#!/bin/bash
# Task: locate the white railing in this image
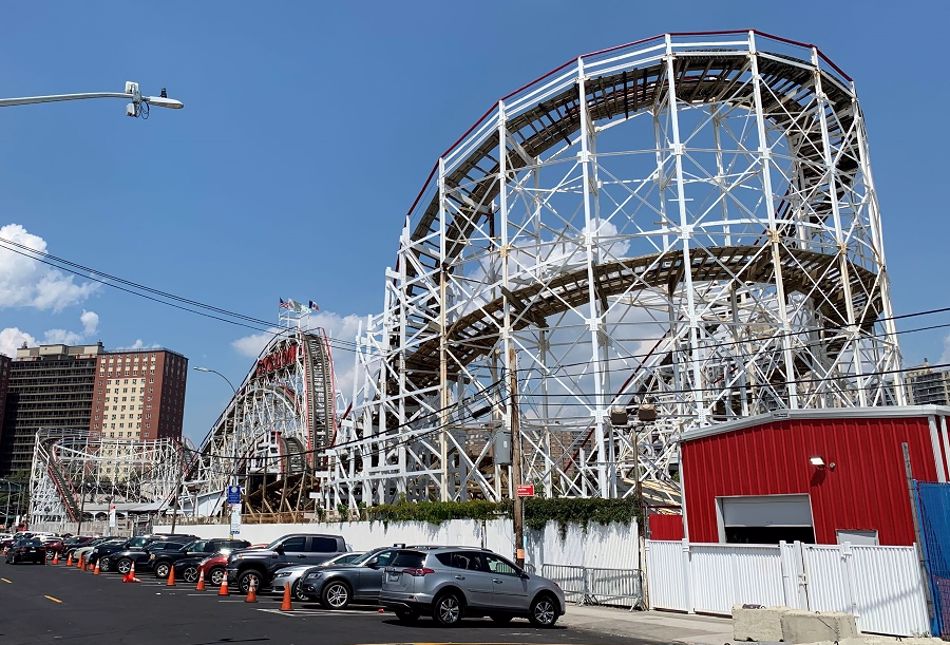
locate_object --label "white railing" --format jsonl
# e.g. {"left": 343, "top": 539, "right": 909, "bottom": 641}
{"left": 645, "top": 540, "right": 930, "bottom": 637}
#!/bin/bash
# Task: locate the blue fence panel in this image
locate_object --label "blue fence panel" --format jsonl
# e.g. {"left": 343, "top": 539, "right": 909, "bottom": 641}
{"left": 916, "top": 482, "right": 950, "bottom": 637}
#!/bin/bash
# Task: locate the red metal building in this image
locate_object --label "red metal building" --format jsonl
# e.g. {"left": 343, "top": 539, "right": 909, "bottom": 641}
{"left": 679, "top": 407, "right": 950, "bottom": 546}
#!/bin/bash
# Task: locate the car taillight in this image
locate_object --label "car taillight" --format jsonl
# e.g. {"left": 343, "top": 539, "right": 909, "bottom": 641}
{"left": 402, "top": 567, "right": 435, "bottom": 576}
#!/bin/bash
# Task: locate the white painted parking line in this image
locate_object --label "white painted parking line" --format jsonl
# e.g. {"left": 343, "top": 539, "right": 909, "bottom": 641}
{"left": 254, "top": 608, "right": 373, "bottom": 618}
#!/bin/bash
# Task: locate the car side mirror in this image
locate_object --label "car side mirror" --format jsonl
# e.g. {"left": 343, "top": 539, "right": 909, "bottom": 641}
{"left": 275, "top": 545, "right": 285, "bottom": 555}
{"left": 367, "top": 562, "right": 379, "bottom": 569}
{"left": 518, "top": 570, "right": 530, "bottom": 579}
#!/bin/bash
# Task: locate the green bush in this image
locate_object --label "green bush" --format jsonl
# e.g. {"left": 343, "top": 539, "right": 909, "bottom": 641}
{"left": 365, "top": 496, "right": 639, "bottom": 533}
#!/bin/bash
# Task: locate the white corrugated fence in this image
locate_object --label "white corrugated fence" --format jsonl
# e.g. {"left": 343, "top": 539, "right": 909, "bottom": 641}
{"left": 154, "top": 518, "right": 639, "bottom": 571}
{"left": 646, "top": 539, "right": 929, "bottom": 637}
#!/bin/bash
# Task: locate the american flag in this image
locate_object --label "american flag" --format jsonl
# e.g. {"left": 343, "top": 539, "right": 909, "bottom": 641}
{"left": 279, "top": 298, "right": 292, "bottom": 310}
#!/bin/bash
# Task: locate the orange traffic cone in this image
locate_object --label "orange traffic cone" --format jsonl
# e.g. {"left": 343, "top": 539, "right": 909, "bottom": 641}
{"left": 166, "top": 565, "right": 176, "bottom": 586}
{"left": 217, "top": 575, "right": 229, "bottom": 596}
{"left": 52, "top": 552, "right": 60, "bottom": 565}
{"left": 244, "top": 577, "right": 258, "bottom": 603}
{"left": 93, "top": 561, "right": 101, "bottom": 575}
{"left": 195, "top": 569, "right": 206, "bottom": 591}
{"left": 280, "top": 582, "right": 293, "bottom": 612}
{"left": 66, "top": 553, "right": 73, "bottom": 567}
{"left": 122, "top": 562, "right": 139, "bottom": 583}
{"left": 77, "top": 554, "right": 85, "bottom": 570}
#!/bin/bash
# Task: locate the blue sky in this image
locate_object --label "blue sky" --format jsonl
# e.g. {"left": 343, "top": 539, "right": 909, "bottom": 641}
{"left": 1, "top": 1, "right": 948, "bottom": 442}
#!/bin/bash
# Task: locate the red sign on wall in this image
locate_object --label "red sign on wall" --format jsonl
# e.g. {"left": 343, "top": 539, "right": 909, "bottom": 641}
{"left": 516, "top": 484, "right": 535, "bottom": 497}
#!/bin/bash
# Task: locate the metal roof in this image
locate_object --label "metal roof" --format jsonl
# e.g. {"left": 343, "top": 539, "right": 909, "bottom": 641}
{"left": 680, "top": 405, "right": 950, "bottom": 443}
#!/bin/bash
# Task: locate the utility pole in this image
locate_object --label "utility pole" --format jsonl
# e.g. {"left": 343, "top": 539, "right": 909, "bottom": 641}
{"left": 508, "top": 345, "right": 525, "bottom": 568}
{"left": 170, "top": 464, "right": 182, "bottom": 533}
{"left": 76, "top": 467, "right": 88, "bottom": 535}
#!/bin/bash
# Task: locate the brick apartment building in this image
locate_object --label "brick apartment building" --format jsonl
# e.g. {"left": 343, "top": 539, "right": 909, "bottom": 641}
{"left": 90, "top": 349, "right": 187, "bottom": 442}
{"left": 0, "top": 343, "right": 188, "bottom": 479}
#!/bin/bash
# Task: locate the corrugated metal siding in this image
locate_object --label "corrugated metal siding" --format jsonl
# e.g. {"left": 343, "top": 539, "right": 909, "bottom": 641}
{"left": 689, "top": 544, "right": 786, "bottom": 613}
{"left": 645, "top": 540, "right": 689, "bottom": 610}
{"left": 647, "top": 540, "right": 929, "bottom": 636}
{"left": 648, "top": 513, "right": 684, "bottom": 540}
{"left": 802, "top": 544, "right": 930, "bottom": 636}
{"left": 682, "top": 414, "right": 943, "bottom": 545}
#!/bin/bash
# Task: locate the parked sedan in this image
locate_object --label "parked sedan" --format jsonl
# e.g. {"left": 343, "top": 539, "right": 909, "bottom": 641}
{"left": 271, "top": 551, "right": 366, "bottom": 601}
{"left": 5, "top": 538, "right": 47, "bottom": 564}
{"left": 73, "top": 537, "right": 124, "bottom": 564}
{"left": 42, "top": 538, "right": 65, "bottom": 560}
{"left": 300, "top": 547, "right": 399, "bottom": 608}
{"left": 197, "top": 553, "right": 229, "bottom": 586}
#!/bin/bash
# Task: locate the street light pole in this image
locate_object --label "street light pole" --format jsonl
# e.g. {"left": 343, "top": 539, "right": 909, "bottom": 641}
{"left": 193, "top": 367, "right": 240, "bottom": 528}
{"left": 0, "top": 82, "right": 183, "bottom": 115}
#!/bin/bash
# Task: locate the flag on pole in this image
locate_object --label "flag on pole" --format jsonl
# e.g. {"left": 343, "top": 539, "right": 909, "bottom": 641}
{"left": 279, "top": 298, "right": 292, "bottom": 310}
{"left": 308, "top": 300, "right": 320, "bottom": 312}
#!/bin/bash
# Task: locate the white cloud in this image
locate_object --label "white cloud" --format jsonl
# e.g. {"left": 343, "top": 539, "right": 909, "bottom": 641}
{"left": 0, "top": 310, "right": 105, "bottom": 357}
{"left": 43, "top": 328, "right": 85, "bottom": 345}
{"left": 0, "top": 224, "right": 98, "bottom": 312}
{"left": 231, "top": 310, "right": 364, "bottom": 401}
{"left": 115, "top": 339, "right": 160, "bottom": 350}
{"left": 939, "top": 335, "right": 950, "bottom": 364}
{"left": 0, "top": 327, "right": 36, "bottom": 358}
{"left": 80, "top": 310, "right": 99, "bottom": 336}
{"left": 232, "top": 331, "right": 275, "bottom": 359}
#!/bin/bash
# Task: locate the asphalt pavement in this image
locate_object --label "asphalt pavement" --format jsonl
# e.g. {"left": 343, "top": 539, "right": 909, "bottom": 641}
{"left": 0, "top": 560, "right": 663, "bottom": 645}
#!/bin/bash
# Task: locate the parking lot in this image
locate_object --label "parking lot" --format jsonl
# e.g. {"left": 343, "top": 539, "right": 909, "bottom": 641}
{"left": 0, "top": 560, "right": 661, "bottom": 645}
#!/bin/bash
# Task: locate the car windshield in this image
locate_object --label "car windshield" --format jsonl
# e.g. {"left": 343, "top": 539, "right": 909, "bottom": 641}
{"left": 265, "top": 537, "right": 287, "bottom": 550}
{"left": 27, "top": 539, "right": 43, "bottom": 546}
{"left": 127, "top": 536, "right": 150, "bottom": 548}
{"left": 183, "top": 540, "right": 208, "bottom": 552}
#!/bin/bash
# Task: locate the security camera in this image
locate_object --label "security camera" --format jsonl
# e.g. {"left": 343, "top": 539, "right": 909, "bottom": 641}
{"left": 126, "top": 102, "right": 138, "bottom": 118}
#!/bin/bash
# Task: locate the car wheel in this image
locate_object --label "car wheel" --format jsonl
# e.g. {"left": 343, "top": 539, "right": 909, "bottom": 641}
{"left": 292, "top": 580, "right": 309, "bottom": 602}
{"left": 528, "top": 593, "right": 559, "bottom": 628}
{"left": 182, "top": 566, "right": 199, "bottom": 583}
{"left": 155, "top": 562, "right": 171, "bottom": 579}
{"left": 99, "top": 558, "right": 111, "bottom": 572}
{"left": 490, "top": 614, "right": 513, "bottom": 624}
{"left": 395, "top": 608, "right": 419, "bottom": 623}
{"left": 432, "top": 591, "right": 464, "bottom": 626}
{"left": 238, "top": 570, "right": 262, "bottom": 595}
{"left": 116, "top": 558, "right": 133, "bottom": 575}
{"left": 320, "top": 580, "right": 351, "bottom": 609}
{"left": 209, "top": 567, "right": 225, "bottom": 586}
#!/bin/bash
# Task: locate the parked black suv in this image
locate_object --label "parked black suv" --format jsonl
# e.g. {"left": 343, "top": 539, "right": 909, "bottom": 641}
{"left": 102, "top": 539, "right": 191, "bottom": 574}
{"left": 91, "top": 533, "right": 197, "bottom": 569}
{"left": 151, "top": 538, "right": 250, "bottom": 579}
{"left": 226, "top": 534, "right": 347, "bottom": 593}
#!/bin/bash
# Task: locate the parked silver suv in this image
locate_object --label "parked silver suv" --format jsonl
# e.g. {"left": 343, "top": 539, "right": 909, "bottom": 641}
{"left": 380, "top": 547, "right": 564, "bottom": 627}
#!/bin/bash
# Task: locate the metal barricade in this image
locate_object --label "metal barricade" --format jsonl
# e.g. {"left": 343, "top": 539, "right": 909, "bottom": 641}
{"left": 540, "top": 564, "right": 587, "bottom": 604}
{"left": 541, "top": 563, "right": 642, "bottom": 608}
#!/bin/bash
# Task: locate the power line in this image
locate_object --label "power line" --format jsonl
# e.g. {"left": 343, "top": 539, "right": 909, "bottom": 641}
{"left": 0, "top": 236, "right": 360, "bottom": 354}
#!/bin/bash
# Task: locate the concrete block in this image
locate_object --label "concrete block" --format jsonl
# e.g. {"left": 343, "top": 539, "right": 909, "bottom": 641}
{"left": 732, "top": 604, "right": 787, "bottom": 642}
{"left": 781, "top": 609, "right": 859, "bottom": 644}
{"left": 830, "top": 639, "right": 941, "bottom": 645}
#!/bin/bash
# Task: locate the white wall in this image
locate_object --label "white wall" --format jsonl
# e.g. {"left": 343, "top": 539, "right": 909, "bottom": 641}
{"left": 153, "top": 519, "right": 639, "bottom": 570}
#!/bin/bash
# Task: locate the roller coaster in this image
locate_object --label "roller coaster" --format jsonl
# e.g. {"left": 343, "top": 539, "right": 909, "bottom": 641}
{"left": 30, "top": 31, "right": 905, "bottom": 524}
